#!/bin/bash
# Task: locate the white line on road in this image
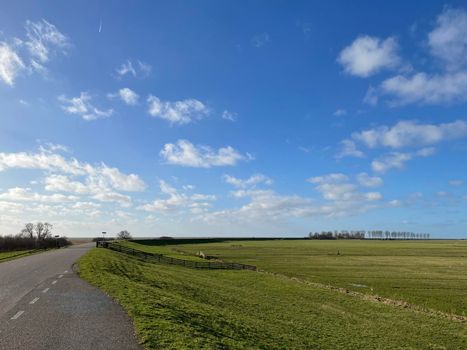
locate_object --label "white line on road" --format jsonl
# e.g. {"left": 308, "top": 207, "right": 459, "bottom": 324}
{"left": 58, "top": 274, "right": 63, "bottom": 278}
{"left": 11, "top": 311, "right": 24, "bottom": 320}
{"left": 63, "top": 270, "right": 68, "bottom": 273}
{"left": 51, "top": 280, "right": 57, "bottom": 285}
{"left": 29, "top": 297, "right": 39, "bottom": 305}
{"left": 42, "top": 288, "right": 49, "bottom": 293}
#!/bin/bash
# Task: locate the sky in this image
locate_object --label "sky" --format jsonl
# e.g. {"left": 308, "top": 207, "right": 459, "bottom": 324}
{"left": 0, "top": 1, "right": 467, "bottom": 238}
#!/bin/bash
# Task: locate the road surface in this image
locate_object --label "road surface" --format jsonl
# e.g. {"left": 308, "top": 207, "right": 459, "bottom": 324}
{"left": 0, "top": 244, "right": 141, "bottom": 349}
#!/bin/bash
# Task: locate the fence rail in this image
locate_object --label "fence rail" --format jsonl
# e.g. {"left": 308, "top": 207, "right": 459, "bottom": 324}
{"left": 97, "top": 241, "right": 256, "bottom": 271}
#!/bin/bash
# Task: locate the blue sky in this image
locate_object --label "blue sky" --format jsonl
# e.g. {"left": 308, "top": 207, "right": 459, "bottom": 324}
{"left": 1, "top": 1, "right": 467, "bottom": 238}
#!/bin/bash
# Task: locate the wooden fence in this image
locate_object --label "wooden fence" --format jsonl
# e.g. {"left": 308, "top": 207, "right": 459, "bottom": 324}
{"left": 97, "top": 241, "right": 256, "bottom": 271}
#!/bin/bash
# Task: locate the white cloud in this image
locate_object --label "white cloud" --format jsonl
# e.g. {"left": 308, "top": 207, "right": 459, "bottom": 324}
{"left": 202, "top": 189, "right": 314, "bottom": 222}
{"left": 45, "top": 173, "right": 136, "bottom": 207}
{"left": 0, "top": 148, "right": 146, "bottom": 202}
{"left": 0, "top": 19, "right": 69, "bottom": 86}
{"left": 72, "top": 201, "right": 101, "bottom": 210}
{"left": 297, "top": 21, "right": 312, "bottom": 36}
{"left": 59, "top": 92, "right": 113, "bottom": 121}
{"left": 0, "top": 187, "right": 77, "bottom": 203}
{"left": 371, "top": 148, "right": 434, "bottom": 173}
{"left": 24, "top": 19, "right": 69, "bottom": 65}
{"left": 202, "top": 173, "right": 384, "bottom": 224}
{"left": 381, "top": 71, "right": 467, "bottom": 105}
{"left": 99, "top": 166, "right": 146, "bottom": 192}
{"left": 336, "top": 139, "right": 365, "bottom": 158}
{"left": 109, "top": 88, "right": 139, "bottom": 105}
{"left": 310, "top": 173, "right": 383, "bottom": 202}
{"left": 147, "top": 95, "right": 210, "bottom": 125}
{"left": 92, "top": 191, "right": 131, "bottom": 207}
{"left": 45, "top": 174, "right": 88, "bottom": 194}
{"left": 0, "top": 201, "right": 24, "bottom": 213}
{"left": 308, "top": 173, "right": 348, "bottom": 184}
{"left": 115, "top": 59, "right": 151, "bottom": 78}
{"left": 416, "top": 147, "right": 436, "bottom": 157}
{"left": 0, "top": 150, "right": 88, "bottom": 175}
{"left": 357, "top": 173, "right": 383, "bottom": 188}
{"left": 222, "top": 110, "right": 237, "bottom": 121}
{"left": 38, "top": 142, "right": 71, "bottom": 154}
{"left": 223, "top": 174, "right": 273, "bottom": 188}
{"left": 1, "top": 151, "right": 144, "bottom": 192}
{"left": 373, "top": 9, "right": 467, "bottom": 105}
{"left": 428, "top": 8, "right": 467, "bottom": 70}
{"left": 138, "top": 180, "right": 215, "bottom": 213}
{"left": 338, "top": 36, "right": 400, "bottom": 77}
{"left": 352, "top": 120, "right": 467, "bottom": 149}
{"left": 333, "top": 109, "right": 347, "bottom": 116}
{"left": 449, "top": 180, "right": 464, "bottom": 186}
{"left": 339, "top": 119, "right": 465, "bottom": 172}
{"left": 313, "top": 183, "right": 357, "bottom": 201}
{"left": 0, "top": 42, "right": 25, "bottom": 85}
{"left": 363, "top": 86, "right": 378, "bottom": 105}
{"left": 160, "top": 140, "right": 251, "bottom": 168}
{"left": 251, "top": 33, "right": 270, "bottom": 48}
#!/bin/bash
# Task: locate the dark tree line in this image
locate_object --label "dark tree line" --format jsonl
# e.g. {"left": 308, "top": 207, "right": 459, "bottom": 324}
{"left": 308, "top": 230, "right": 430, "bottom": 240}
{"left": 366, "top": 231, "right": 430, "bottom": 240}
{"left": 308, "top": 231, "right": 365, "bottom": 240}
{"left": 0, "top": 222, "right": 71, "bottom": 251}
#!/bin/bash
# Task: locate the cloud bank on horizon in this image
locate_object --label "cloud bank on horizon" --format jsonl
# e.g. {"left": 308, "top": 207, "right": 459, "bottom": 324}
{"left": 0, "top": 2, "right": 466, "bottom": 238}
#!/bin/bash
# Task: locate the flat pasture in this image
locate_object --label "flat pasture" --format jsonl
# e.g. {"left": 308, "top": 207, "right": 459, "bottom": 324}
{"left": 167, "top": 239, "right": 467, "bottom": 316}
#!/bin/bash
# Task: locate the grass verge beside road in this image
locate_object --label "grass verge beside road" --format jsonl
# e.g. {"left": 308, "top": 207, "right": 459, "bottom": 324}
{"left": 0, "top": 250, "right": 37, "bottom": 262}
{"left": 79, "top": 248, "right": 467, "bottom": 350}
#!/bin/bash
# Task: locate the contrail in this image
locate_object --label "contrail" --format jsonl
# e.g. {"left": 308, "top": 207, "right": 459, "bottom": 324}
{"left": 99, "top": 19, "right": 102, "bottom": 33}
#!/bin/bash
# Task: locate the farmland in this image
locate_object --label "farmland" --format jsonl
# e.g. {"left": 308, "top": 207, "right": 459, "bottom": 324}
{"left": 164, "top": 239, "right": 467, "bottom": 316}
{"left": 79, "top": 239, "right": 467, "bottom": 349}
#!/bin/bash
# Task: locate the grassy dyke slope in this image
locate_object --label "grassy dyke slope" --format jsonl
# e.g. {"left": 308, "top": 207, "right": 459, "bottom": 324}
{"left": 0, "top": 250, "right": 36, "bottom": 262}
{"left": 79, "top": 248, "right": 466, "bottom": 350}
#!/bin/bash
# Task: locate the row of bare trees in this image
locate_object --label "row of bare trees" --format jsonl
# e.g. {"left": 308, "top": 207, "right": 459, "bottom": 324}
{"left": 0, "top": 222, "right": 70, "bottom": 251}
{"left": 20, "top": 222, "right": 54, "bottom": 240}
{"left": 366, "top": 231, "right": 430, "bottom": 240}
{"left": 308, "top": 231, "right": 365, "bottom": 240}
{"left": 308, "top": 230, "right": 431, "bottom": 240}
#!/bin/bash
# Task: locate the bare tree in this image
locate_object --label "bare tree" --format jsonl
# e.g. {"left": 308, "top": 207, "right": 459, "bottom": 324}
{"left": 42, "top": 222, "right": 53, "bottom": 239}
{"left": 20, "top": 223, "right": 35, "bottom": 239}
{"left": 35, "top": 222, "right": 53, "bottom": 240}
{"left": 116, "top": 230, "right": 132, "bottom": 240}
{"left": 35, "top": 222, "right": 44, "bottom": 240}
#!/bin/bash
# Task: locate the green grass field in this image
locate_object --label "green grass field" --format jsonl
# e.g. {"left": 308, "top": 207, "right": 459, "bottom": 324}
{"left": 0, "top": 250, "right": 36, "bottom": 262}
{"left": 162, "top": 239, "right": 467, "bottom": 316}
{"left": 79, "top": 239, "right": 467, "bottom": 349}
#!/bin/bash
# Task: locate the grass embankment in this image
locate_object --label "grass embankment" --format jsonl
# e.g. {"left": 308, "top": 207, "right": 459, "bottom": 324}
{"left": 118, "top": 240, "right": 206, "bottom": 261}
{"left": 79, "top": 248, "right": 467, "bottom": 349}
{"left": 0, "top": 250, "right": 37, "bottom": 262}
{"left": 167, "top": 239, "right": 467, "bottom": 316}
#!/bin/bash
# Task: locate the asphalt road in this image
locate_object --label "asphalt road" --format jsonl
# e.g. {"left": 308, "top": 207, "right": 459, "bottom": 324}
{"left": 0, "top": 244, "right": 141, "bottom": 349}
